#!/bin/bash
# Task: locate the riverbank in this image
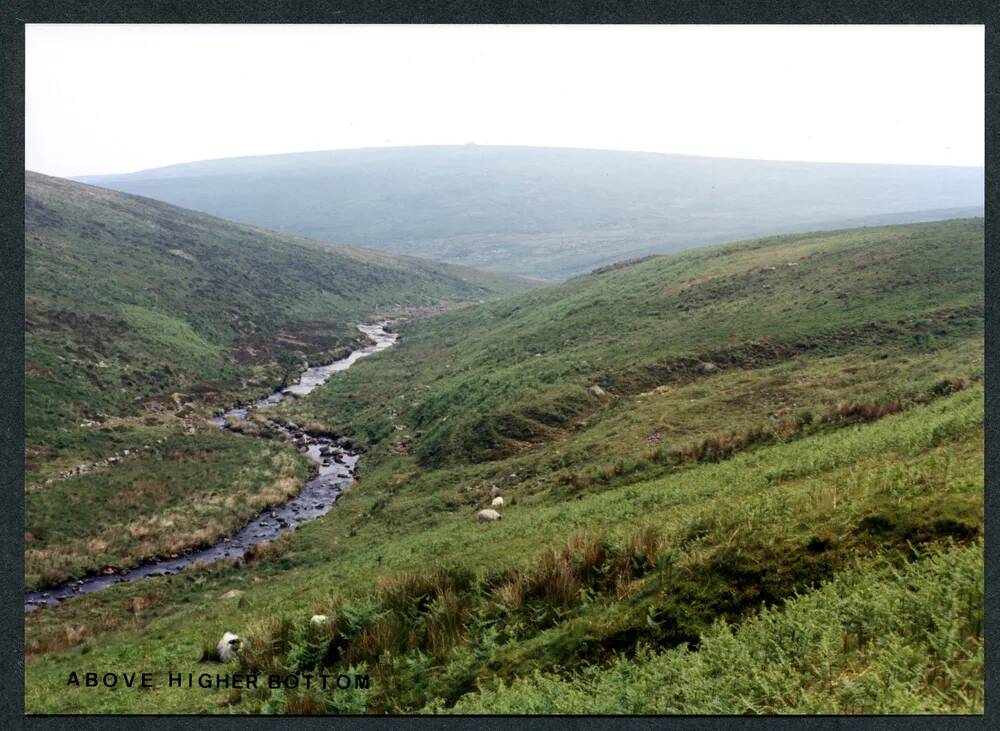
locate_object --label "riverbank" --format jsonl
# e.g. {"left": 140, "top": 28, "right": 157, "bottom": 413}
{"left": 25, "top": 323, "right": 397, "bottom": 610}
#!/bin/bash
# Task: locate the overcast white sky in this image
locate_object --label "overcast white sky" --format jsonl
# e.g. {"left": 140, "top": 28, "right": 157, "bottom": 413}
{"left": 26, "top": 24, "right": 984, "bottom": 177}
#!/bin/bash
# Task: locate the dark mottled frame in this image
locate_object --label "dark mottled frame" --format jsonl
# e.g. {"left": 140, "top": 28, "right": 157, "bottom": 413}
{"left": 0, "top": 2, "right": 996, "bottom": 729}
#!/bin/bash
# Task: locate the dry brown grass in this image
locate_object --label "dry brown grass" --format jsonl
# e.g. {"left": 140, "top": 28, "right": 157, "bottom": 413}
{"left": 284, "top": 688, "right": 329, "bottom": 714}
{"left": 628, "top": 526, "right": 660, "bottom": 569}
{"left": 242, "top": 533, "right": 292, "bottom": 564}
{"left": 345, "top": 616, "right": 404, "bottom": 665}
{"left": 239, "top": 616, "right": 295, "bottom": 674}
{"left": 493, "top": 575, "right": 526, "bottom": 611}
{"left": 26, "top": 610, "right": 128, "bottom": 657}
{"left": 375, "top": 571, "right": 441, "bottom": 611}
{"left": 566, "top": 531, "right": 607, "bottom": 581}
{"left": 530, "top": 549, "right": 582, "bottom": 606}
{"left": 426, "top": 588, "right": 468, "bottom": 659}
{"left": 830, "top": 400, "right": 904, "bottom": 422}
{"left": 124, "top": 591, "right": 164, "bottom": 621}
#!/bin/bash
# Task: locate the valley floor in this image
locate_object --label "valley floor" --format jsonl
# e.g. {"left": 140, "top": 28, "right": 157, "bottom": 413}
{"left": 24, "top": 218, "right": 984, "bottom": 715}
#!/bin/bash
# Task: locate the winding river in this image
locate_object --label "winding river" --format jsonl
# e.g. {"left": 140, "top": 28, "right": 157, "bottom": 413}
{"left": 24, "top": 322, "right": 398, "bottom": 611}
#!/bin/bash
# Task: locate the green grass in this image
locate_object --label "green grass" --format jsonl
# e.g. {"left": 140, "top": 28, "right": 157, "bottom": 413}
{"left": 444, "top": 540, "right": 983, "bottom": 714}
{"left": 280, "top": 218, "right": 982, "bottom": 468}
{"left": 23, "top": 217, "right": 983, "bottom": 714}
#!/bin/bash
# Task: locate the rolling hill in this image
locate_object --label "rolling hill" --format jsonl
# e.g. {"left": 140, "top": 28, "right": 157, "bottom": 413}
{"left": 26, "top": 171, "right": 532, "bottom": 447}
{"left": 77, "top": 145, "right": 985, "bottom": 279}
{"left": 25, "top": 217, "right": 983, "bottom": 714}
{"left": 24, "top": 172, "right": 535, "bottom": 589}
{"left": 278, "top": 218, "right": 984, "bottom": 468}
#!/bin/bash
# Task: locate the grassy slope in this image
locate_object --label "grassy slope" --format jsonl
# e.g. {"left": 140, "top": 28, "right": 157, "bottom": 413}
{"left": 24, "top": 219, "right": 983, "bottom": 713}
{"left": 24, "top": 392, "right": 984, "bottom": 713}
{"left": 24, "top": 172, "right": 533, "bottom": 587}
{"left": 446, "top": 540, "right": 984, "bottom": 714}
{"left": 280, "top": 219, "right": 983, "bottom": 469}
{"left": 26, "top": 171, "right": 530, "bottom": 447}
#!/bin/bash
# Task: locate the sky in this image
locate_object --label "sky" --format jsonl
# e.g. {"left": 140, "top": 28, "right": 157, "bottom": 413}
{"left": 25, "top": 24, "right": 984, "bottom": 177}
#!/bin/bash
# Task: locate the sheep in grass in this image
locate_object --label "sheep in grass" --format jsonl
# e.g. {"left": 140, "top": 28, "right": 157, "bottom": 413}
{"left": 478, "top": 509, "right": 502, "bottom": 523}
{"left": 310, "top": 614, "right": 329, "bottom": 626}
{"left": 217, "top": 632, "right": 241, "bottom": 662}
{"left": 491, "top": 496, "right": 504, "bottom": 508}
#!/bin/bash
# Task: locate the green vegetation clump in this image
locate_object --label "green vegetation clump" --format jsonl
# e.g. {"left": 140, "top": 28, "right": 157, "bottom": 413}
{"left": 445, "top": 541, "right": 984, "bottom": 714}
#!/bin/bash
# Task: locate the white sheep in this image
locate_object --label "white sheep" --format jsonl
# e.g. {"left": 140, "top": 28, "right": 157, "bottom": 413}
{"left": 217, "top": 632, "right": 241, "bottom": 662}
{"left": 310, "top": 614, "right": 329, "bottom": 626}
{"left": 477, "top": 509, "right": 502, "bottom": 523}
{"left": 491, "top": 496, "right": 504, "bottom": 508}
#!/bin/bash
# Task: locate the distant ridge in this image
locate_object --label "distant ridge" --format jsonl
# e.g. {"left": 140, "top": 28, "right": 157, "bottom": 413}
{"left": 78, "top": 145, "right": 984, "bottom": 280}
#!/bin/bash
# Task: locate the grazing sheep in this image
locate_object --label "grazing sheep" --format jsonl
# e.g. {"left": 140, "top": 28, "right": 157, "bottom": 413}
{"left": 217, "top": 632, "right": 241, "bottom": 662}
{"left": 491, "top": 496, "right": 504, "bottom": 508}
{"left": 310, "top": 614, "right": 329, "bottom": 626}
{"left": 477, "top": 509, "right": 502, "bottom": 523}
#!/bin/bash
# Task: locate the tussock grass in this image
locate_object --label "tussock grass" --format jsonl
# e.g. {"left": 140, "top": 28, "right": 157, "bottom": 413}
{"left": 26, "top": 434, "right": 308, "bottom": 590}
